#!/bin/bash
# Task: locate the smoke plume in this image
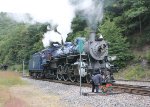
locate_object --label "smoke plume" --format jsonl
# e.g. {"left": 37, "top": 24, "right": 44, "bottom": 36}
{"left": 71, "top": 0, "right": 104, "bottom": 31}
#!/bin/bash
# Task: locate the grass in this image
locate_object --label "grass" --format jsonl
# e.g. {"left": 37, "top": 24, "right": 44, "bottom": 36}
{"left": 0, "top": 71, "right": 64, "bottom": 107}
{"left": 114, "top": 65, "right": 150, "bottom": 80}
{"left": 0, "top": 71, "right": 26, "bottom": 107}
{"left": 0, "top": 71, "right": 25, "bottom": 87}
{"left": 0, "top": 86, "right": 10, "bottom": 107}
{"left": 115, "top": 48, "right": 150, "bottom": 81}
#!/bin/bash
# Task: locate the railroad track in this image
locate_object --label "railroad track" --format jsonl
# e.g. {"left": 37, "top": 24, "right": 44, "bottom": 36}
{"left": 116, "top": 79, "right": 150, "bottom": 82}
{"left": 112, "top": 83, "right": 150, "bottom": 96}
{"left": 23, "top": 76, "right": 150, "bottom": 96}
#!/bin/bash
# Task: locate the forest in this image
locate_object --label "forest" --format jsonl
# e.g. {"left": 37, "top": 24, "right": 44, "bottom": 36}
{"left": 0, "top": 12, "right": 48, "bottom": 70}
{"left": 0, "top": 0, "right": 150, "bottom": 79}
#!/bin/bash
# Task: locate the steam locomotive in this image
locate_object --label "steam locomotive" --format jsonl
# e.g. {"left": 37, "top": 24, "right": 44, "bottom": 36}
{"left": 29, "top": 32, "right": 116, "bottom": 83}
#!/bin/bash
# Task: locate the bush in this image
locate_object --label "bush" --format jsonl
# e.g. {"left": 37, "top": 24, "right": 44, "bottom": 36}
{"left": 9, "top": 64, "right": 23, "bottom": 72}
{"left": 125, "top": 65, "right": 144, "bottom": 80}
{"left": 114, "top": 65, "right": 150, "bottom": 80}
{"left": 146, "top": 51, "right": 150, "bottom": 63}
{"left": 99, "top": 19, "right": 133, "bottom": 68}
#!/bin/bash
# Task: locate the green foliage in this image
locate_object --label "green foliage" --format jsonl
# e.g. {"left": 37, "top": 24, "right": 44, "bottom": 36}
{"left": 142, "top": 26, "right": 150, "bottom": 44}
{"left": 0, "top": 71, "right": 25, "bottom": 86}
{"left": 146, "top": 51, "right": 150, "bottom": 63}
{"left": 9, "top": 64, "right": 23, "bottom": 72}
{"left": 67, "top": 28, "right": 90, "bottom": 42}
{"left": 124, "top": 0, "right": 148, "bottom": 19}
{"left": 104, "top": 0, "right": 150, "bottom": 37}
{"left": 71, "top": 14, "right": 87, "bottom": 33}
{"left": 0, "top": 13, "right": 48, "bottom": 69}
{"left": 102, "top": 0, "right": 150, "bottom": 67}
{"left": 125, "top": 65, "right": 144, "bottom": 80}
{"left": 115, "top": 65, "right": 150, "bottom": 80}
{"left": 0, "top": 12, "right": 18, "bottom": 36}
{"left": 66, "top": 12, "right": 88, "bottom": 42}
{"left": 99, "top": 19, "right": 133, "bottom": 67}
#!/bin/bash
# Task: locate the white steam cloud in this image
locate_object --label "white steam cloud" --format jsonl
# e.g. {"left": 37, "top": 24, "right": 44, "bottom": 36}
{"left": 0, "top": 0, "right": 75, "bottom": 47}
{"left": 0, "top": 0, "right": 104, "bottom": 47}
{"left": 7, "top": 13, "right": 33, "bottom": 23}
{"left": 72, "top": 0, "right": 104, "bottom": 30}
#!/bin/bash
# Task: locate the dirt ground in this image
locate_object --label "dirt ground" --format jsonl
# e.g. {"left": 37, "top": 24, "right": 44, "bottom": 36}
{"left": 0, "top": 85, "right": 64, "bottom": 107}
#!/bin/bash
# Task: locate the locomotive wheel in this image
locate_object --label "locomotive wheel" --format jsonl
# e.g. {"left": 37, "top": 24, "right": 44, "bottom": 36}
{"left": 76, "top": 76, "right": 80, "bottom": 82}
{"left": 86, "top": 74, "right": 91, "bottom": 83}
{"left": 32, "top": 72, "right": 37, "bottom": 79}
{"left": 62, "top": 65, "right": 69, "bottom": 81}
{"left": 38, "top": 72, "right": 45, "bottom": 79}
{"left": 29, "top": 71, "right": 32, "bottom": 76}
{"left": 63, "top": 74, "right": 69, "bottom": 81}
{"left": 69, "top": 74, "right": 76, "bottom": 82}
{"left": 57, "top": 65, "right": 63, "bottom": 80}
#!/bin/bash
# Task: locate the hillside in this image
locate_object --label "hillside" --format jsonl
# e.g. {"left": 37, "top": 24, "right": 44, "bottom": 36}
{"left": 0, "top": 13, "right": 48, "bottom": 70}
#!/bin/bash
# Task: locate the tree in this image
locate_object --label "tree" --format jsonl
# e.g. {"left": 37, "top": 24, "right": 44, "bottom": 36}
{"left": 123, "top": 0, "right": 148, "bottom": 34}
{"left": 66, "top": 11, "right": 88, "bottom": 42}
{"left": 99, "top": 19, "right": 133, "bottom": 67}
{"left": 0, "top": 13, "right": 48, "bottom": 66}
{"left": 104, "top": 0, "right": 150, "bottom": 35}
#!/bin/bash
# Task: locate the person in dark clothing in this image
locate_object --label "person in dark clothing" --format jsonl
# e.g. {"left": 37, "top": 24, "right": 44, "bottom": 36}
{"left": 3, "top": 65, "right": 8, "bottom": 70}
{"left": 91, "top": 80, "right": 96, "bottom": 92}
{"left": 91, "top": 73, "right": 103, "bottom": 93}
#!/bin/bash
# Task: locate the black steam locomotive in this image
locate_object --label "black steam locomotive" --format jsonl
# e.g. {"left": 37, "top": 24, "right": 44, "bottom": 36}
{"left": 29, "top": 32, "right": 116, "bottom": 83}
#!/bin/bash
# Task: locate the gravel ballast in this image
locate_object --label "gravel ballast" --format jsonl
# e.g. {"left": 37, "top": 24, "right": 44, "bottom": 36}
{"left": 23, "top": 78, "right": 150, "bottom": 107}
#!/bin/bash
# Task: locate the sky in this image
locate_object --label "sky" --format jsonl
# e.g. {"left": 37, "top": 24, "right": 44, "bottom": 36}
{"left": 0, "top": 0, "right": 104, "bottom": 47}
{"left": 0, "top": 0, "right": 75, "bottom": 47}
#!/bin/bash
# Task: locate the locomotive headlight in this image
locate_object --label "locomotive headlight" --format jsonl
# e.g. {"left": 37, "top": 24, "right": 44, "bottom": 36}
{"left": 106, "top": 63, "right": 111, "bottom": 69}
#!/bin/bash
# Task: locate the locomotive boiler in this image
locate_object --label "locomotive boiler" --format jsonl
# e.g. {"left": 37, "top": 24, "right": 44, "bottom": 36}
{"left": 29, "top": 32, "right": 115, "bottom": 83}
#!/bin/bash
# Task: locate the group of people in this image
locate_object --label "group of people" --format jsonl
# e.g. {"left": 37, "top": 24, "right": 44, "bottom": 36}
{"left": 91, "top": 69, "right": 104, "bottom": 93}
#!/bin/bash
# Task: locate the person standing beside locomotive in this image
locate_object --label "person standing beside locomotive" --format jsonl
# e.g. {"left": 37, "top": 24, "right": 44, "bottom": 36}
{"left": 91, "top": 73, "right": 103, "bottom": 93}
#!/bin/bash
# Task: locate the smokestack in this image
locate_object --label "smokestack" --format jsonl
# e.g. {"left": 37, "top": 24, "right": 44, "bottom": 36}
{"left": 89, "top": 31, "right": 96, "bottom": 41}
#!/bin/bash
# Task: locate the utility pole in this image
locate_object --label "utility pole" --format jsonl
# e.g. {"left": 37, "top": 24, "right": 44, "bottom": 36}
{"left": 79, "top": 51, "right": 82, "bottom": 95}
{"left": 78, "top": 39, "right": 84, "bottom": 95}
